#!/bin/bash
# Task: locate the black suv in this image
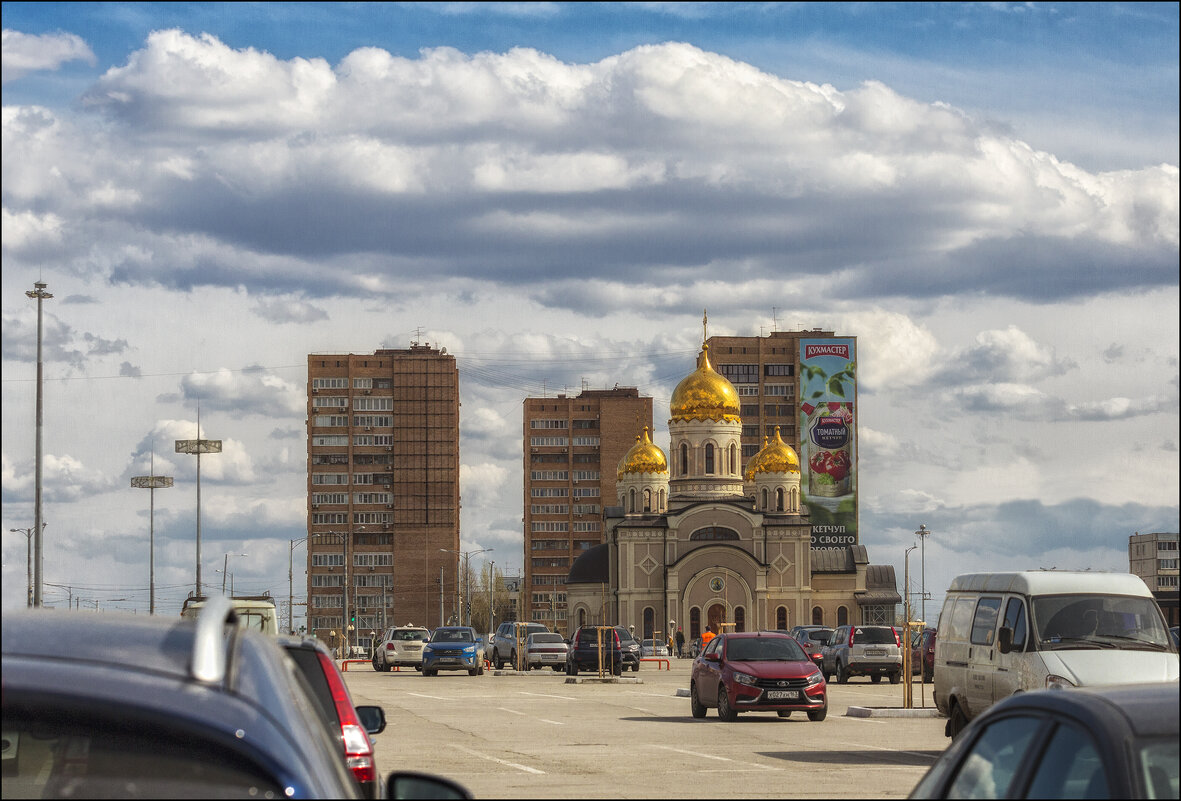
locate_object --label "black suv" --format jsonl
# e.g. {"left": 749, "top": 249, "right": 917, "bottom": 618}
{"left": 566, "top": 625, "right": 623, "bottom": 676}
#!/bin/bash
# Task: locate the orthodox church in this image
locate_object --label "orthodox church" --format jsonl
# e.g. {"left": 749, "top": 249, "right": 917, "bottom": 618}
{"left": 565, "top": 331, "right": 900, "bottom": 641}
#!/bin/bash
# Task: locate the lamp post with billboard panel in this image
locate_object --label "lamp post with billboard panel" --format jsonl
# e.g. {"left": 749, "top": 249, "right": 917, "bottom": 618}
{"left": 131, "top": 450, "right": 173, "bottom": 615}
{"left": 175, "top": 410, "right": 221, "bottom": 598}
{"left": 26, "top": 280, "right": 52, "bottom": 606}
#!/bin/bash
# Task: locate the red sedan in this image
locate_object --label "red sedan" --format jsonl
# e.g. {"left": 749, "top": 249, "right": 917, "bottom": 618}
{"left": 690, "top": 632, "right": 827, "bottom": 722}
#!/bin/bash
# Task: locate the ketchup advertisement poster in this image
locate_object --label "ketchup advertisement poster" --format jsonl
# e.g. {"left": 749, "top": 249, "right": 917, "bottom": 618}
{"left": 799, "top": 338, "right": 857, "bottom": 549}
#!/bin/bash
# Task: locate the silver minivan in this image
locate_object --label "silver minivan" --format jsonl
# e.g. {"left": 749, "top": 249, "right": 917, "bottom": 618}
{"left": 821, "top": 624, "right": 903, "bottom": 684}
{"left": 934, "top": 570, "right": 1179, "bottom": 739}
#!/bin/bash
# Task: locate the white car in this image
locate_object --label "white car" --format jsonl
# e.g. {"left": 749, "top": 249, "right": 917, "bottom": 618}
{"left": 640, "top": 639, "right": 670, "bottom": 658}
{"left": 372, "top": 624, "right": 430, "bottom": 671}
{"left": 525, "top": 632, "right": 569, "bottom": 671}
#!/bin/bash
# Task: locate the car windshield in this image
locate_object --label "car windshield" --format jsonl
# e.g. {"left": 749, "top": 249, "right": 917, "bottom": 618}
{"left": 806, "top": 629, "right": 832, "bottom": 642}
{"left": 852, "top": 627, "right": 896, "bottom": 644}
{"left": 530, "top": 633, "right": 564, "bottom": 644}
{"left": 431, "top": 629, "right": 473, "bottom": 643}
{"left": 395, "top": 630, "right": 428, "bottom": 641}
{"left": 726, "top": 637, "right": 807, "bottom": 662}
{"left": 1033, "top": 594, "right": 1172, "bottom": 649}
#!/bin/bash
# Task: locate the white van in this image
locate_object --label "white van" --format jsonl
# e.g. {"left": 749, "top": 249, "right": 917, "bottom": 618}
{"left": 934, "top": 570, "right": 1177, "bottom": 739}
{"left": 181, "top": 594, "right": 279, "bottom": 636}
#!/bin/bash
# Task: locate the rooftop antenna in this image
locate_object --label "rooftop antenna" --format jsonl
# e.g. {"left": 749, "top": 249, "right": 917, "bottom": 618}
{"left": 412, "top": 326, "right": 424, "bottom": 346}
{"left": 772, "top": 306, "right": 779, "bottom": 332}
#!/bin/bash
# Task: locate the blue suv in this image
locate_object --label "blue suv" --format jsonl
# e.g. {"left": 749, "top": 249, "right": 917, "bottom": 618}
{"left": 422, "top": 626, "right": 485, "bottom": 676}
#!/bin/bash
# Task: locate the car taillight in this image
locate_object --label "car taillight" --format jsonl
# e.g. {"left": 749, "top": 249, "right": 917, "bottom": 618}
{"left": 315, "top": 652, "right": 375, "bottom": 785}
{"left": 848, "top": 629, "right": 855, "bottom": 647}
{"left": 385, "top": 642, "right": 395, "bottom": 651}
{"left": 892, "top": 628, "right": 901, "bottom": 648}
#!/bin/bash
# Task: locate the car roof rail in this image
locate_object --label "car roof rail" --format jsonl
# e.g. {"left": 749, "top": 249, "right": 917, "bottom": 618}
{"left": 192, "top": 595, "right": 238, "bottom": 683}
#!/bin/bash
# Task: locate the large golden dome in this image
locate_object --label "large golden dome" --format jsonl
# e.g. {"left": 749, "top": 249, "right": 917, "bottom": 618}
{"left": 669, "top": 344, "right": 740, "bottom": 423}
{"left": 744, "top": 426, "right": 800, "bottom": 481}
{"left": 617, "top": 427, "right": 669, "bottom": 479}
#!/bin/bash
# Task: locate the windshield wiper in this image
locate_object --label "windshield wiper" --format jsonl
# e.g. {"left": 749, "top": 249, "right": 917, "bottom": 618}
{"left": 1092, "top": 634, "right": 1170, "bottom": 651}
{"left": 1041, "top": 637, "right": 1115, "bottom": 649}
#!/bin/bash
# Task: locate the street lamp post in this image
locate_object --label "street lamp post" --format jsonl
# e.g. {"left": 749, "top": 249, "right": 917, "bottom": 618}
{"left": 903, "top": 543, "right": 918, "bottom": 709}
{"left": 8, "top": 527, "right": 35, "bottom": 607}
{"left": 221, "top": 552, "right": 248, "bottom": 594}
{"left": 176, "top": 407, "right": 221, "bottom": 597}
{"left": 916, "top": 524, "right": 931, "bottom": 624}
{"left": 289, "top": 536, "right": 308, "bottom": 634}
{"left": 488, "top": 560, "right": 495, "bottom": 633}
{"left": 26, "top": 280, "right": 52, "bottom": 607}
{"left": 440, "top": 547, "right": 493, "bottom": 628}
{"left": 131, "top": 450, "right": 173, "bottom": 614}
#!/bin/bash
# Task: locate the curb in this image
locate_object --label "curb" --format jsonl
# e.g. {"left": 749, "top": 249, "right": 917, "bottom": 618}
{"left": 845, "top": 706, "right": 943, "bottom": 718}
{"left": 565, "top": 676, "right": 644, "bottom": 684}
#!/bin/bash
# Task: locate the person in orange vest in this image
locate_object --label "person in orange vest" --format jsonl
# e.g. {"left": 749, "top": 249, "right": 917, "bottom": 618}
{"left": 700, "top": 627, "right": 716, "bottom": 650}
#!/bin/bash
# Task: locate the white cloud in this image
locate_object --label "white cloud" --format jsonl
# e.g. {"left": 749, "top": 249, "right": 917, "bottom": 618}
{"left": 2, "top": 29, "right": 95, "bottom": 83}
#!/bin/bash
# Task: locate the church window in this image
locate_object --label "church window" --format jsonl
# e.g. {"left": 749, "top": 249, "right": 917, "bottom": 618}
{"left": 689, "top": 526, "right": 739, "bottom": 541}
{"left": 776, "top": 487, "right": 785, "bottom": 512}
{"left": 579, "top": 608, "right": 586, "bottom": 627}
{"left": 643, "top": 607, "right": 655, "bottom": 640}
{"left": 658, "top": 489, "right": 666, "bottom": 512}
{"left": 690, "top": 607, "right": 701, "bottom": 639}
{"left": 837, "top": 606, "right": 849, "bottom": 626}
{"left": 629, "top": 488, "right": 636, "bottom": 513}
{"left": 705, "top": 444, "right": 715, "bottom": 474}
{"left": 735, "top": 607, "right": 745, "bottom": 632}
{"left": 761, "top": 488, "right": 768, "bottom": 510}
{"left": 643, "top": 489, "right": 652, "bottom": 512}
{"left": 680, "top": 443, "right": 688, "bottom": 475}
{"left": 729, "top": 444, "right": 737, "bottom": 474}
{"left": 812, "top": 606, "right": 823, "bottom": 625}
{"left": 776, "top": 606, "right": 788, "bottom": 629}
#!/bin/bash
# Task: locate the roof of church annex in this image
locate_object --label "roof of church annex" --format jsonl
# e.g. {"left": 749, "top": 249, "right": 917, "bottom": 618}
{"left": 669, "top": 313, "right": 740, "bottom": 424}
{"left": 743, "top": 426, "right": 800, "bottom": 481}
{"left": 567, "top": 542, "right": 610, "bottom": 585}
{"left": 617, "top": 427, "right": 668, "bottom": 479}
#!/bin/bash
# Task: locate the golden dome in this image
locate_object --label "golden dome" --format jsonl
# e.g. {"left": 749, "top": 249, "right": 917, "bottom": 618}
{"left": 669, "top": 344, "right": 741, "bottom": 423}
{"left": 617, "top": 427, "right": 669, "bottom": 479}
{"left": 744, "top": 426, "right": 800, "bottom": 481}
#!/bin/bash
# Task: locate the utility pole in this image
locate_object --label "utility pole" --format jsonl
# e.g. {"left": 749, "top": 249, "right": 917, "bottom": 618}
{"left": 26, "top": 280, "right": 52, "bottom": 606}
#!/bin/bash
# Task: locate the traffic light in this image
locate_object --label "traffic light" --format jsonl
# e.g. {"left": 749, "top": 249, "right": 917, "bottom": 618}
{"left": 350, "top": 613, "right": 356, "bottom": 623}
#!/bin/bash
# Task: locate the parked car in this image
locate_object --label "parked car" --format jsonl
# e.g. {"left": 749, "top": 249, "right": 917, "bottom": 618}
{"left": 909, "top": 682, "right": 1179, "bottom": 799}
{"left": 821, "top": 624, "right": 903, "bottom": 684}
{"left": 279, "top": 634, "right": 386, "bottom": 798}
{"left": 422, "top": 626, "right": 485, "bottom": 675}
{"left": 788, "top": 625, "right": 833, "bottom": 667}
{"left": 910, "top": 627, "right": 937, "bottom": 682}
{"left": 690, "top": 632, "right": 827, "bottom": 722}
{"left": 566, "top": 625, "right": 623, "bottom": 676}
{"left": 490, "top": 621, "right": 548, "bottom": 670}
{"left": 372, "top": 623, "right": 430, "bottom": 671}
{"left": 614, "top": 626, "right": 643, "bottom": 671}
{"left": 935, "top": 570, "right": 1178, "bottom": 739}
{"left": 1, "top": 598, "right": 363, "bottom": 798}
{"left": 525, "top": 632, "right": 569, "bottom": 671}
{"left": 640, "top": 638, "right": 670, "bottom": 657}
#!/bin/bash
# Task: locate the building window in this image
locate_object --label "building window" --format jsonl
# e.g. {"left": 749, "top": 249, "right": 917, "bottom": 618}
{"left": 1159, "top": 576, "right": 1179, "bottom": 589}
{"left": 312, "top": 415, "right": 349, "bottom": 427}
{"left": 531, "top": 522, "right": 570, "bottom": 532}
{"left": 312, "top": 594, "right": 342, "bottom": 608}
{"left": 352, "top": 492, "right": 392, "bottom": 505}
{"left": 572, "top": 419, "right": 598, "bottom": 429}
{"left": 530, "top": 504, "right": 569, "bottom": 514}
{"left": 740, "top": 404, "right": 759, "bottom": 418}
{"left": 530, "top": 419, "right": 569, "bottom": 429}
{"left": 689, "top": 527, "right": 739, "bottom": 541}
{"left": 531, "top": 558, "right": 569, "bottom": 568}
{"left": 573, "top": 470, "right": 600, "bottom": 480}
{"left": 764, "top": 364, "right": 794, "bottom": 376}
{"left": 1158, "top": 540, "right": 1179, "bottom": 553}
{"left": 531, "top": 539, "right": 569, "bottom": 550}
{"left": 776, "top": 606, "right": 788, "bottom": 629}
{"left": 353, "top": 397, "right": 393, "bottom": 411}
{"left": 572, "top": 436, "right": 600, "bottom": 446}
{"left": 354, "top": 553, "right": 393, "bottom": 567}
{"left": 311, "top": 396, "right": 349, "bottom": 408}
{"left": 690, "top": 607, "right": 701, "bottom": 639}
{"left": 718, "top": 364, "right": 759, "bottom": 383}
{"left": 311, "top": 513, "right": 348, "bottom": 525}
{"left": 311, "top": 492, "right": 348, "bottom": 505}
{"left": 729, "top": 444, "right": 737, "bottom": 474}
{"left": 735, "top": 607, "right": 745, "bottom": 632}
{"left": 1160, "top": 559, "right": 1179, "bottom": 570}
{"left": 737, "top": 385, "right": 759, "bottom": 396}
{"left": 311, "top": 435, "right": 348, "bottom": 446}
{"left": 353, "top": 415, "right": 392, "bottom": 427}
{"left": 643, "top": 489, "right": 652, "bottom": 512}
{"left": 837, "top": 606, "right": 849, "bottom": 626}
{"left": 764, "top": 384, "right": 793, "bottom": 397}
{"left": 311, "top": 575, "right": 343, "bottom": 587}
{"left": 531, "top": 488, "right": 568, "bottom": 497}
{"left": 761, "top": 488, "right": 768, "bottom": 510}
{"left": 530, "top": 471, "right": 569, "bottom": 480}
{"left": 776, "top": 487, "right": 785, "bottom": 512}
{"left": 705, "top": 443, "right": 715, "bottom": 474}
{"left": 312, "top": 378, "right": 348, "bottom": 389}
{"left": 812, "top": 606, "right": 823, "bottom": 625}
{"left": 573, "top": 487, "right": 599, "bottom": 497}
{"left": 680, "top": 444, "right": 688, "bottom": 475}
{"left": 530, "top": 436, "right": 569, "bottom": 446}
{"left": 643, "top": 607, "right": 655, "bottom": 639}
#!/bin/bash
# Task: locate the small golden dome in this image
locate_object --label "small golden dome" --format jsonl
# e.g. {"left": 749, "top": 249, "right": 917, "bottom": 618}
{"left": 669, "top": 344, "right": 741, "bottom": 423}
{"left": 617, "top": 427, "right": 669, "bottom": 479}
{"left": 744, "top": 426, "right": 800, "bottom": 481}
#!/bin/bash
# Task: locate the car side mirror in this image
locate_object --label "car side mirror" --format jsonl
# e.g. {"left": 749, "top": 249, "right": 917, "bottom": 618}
{"left": 387, "top": 771, "right": 471, "bottom": 799}
{"left": 704, "top": 652, "right": 720, "bottom": 663}
{"left": 997, "top": 626, "right": 1012, "bottom": 654}
{"left": 356, "top": 705, "right": 386, "bottom": 735}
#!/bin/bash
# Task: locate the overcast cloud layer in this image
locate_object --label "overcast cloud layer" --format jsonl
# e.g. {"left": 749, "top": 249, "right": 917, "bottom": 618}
{"left": 2, "top": 5, "right": 1177, "bottom": 619}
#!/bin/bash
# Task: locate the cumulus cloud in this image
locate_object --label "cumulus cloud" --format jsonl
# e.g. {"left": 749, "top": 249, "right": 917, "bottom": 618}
{"left": 938, "top": 325, "right": 1076, "bottom": 385}
{"left": 0, "top": 33, "right": 1168, "bottom": 310}
{"left": 2, "top": 452, "right": 111, "bottom": 502}
{"left": 171, "top": 366, "right": 306, "bottom": 416}
{"left": 2, "top": 29, "right": 95, "bottom": 83}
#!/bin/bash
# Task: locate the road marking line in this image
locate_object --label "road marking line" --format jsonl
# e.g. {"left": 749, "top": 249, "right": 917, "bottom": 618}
{"left": 518, "top": 691, "right": 577, "bottom": 700}
{"left": 450, "top": 744, "right": 545, "bottom": 774}
{"left": 406, "top": 692, "right": 447, "bottom": 700}
{"left": 652, "top": 744, "right": 776, "bottom": 770}
{"left": 843, "top": 740, "right": 939, "bottom": 760}
{"left": 497, "top": 707, "right": 528, "bottom": 716}
{"left": 537, "top": 719, "right": 565, "bottom": 725}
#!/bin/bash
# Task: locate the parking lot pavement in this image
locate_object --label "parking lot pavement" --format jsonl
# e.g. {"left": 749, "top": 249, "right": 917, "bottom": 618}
{"left": 344, "top": 660, "right": 950, "bottom": 799}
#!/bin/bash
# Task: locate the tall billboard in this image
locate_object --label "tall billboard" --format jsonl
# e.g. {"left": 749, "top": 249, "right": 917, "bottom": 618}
{"left": 799, "top": 338, "right": 857, "bottom": 549}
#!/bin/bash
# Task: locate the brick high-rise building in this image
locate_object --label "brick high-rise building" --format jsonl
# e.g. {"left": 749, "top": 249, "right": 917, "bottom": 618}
{"left": 1129, "top": 531, "right": 1179, "bottom": 626}
{"left": 306, "top": 344, "right": 459, "bottom": 652}
{"left": 523, "top": 388, "right": 653, "bottom": 633}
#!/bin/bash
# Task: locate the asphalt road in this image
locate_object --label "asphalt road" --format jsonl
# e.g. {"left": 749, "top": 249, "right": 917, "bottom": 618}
{"left": 344, "top": 659, "right": 950, "bottom": 799}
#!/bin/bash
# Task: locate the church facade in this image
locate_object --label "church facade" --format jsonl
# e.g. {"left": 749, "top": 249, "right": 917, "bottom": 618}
{"left": 565, "top": 331, "right": 899, "bottom": 640}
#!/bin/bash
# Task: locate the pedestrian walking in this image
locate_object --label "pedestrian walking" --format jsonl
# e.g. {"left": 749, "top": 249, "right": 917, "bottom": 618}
{"left": 675, "top": 628, "right": 685, "bottom": 658}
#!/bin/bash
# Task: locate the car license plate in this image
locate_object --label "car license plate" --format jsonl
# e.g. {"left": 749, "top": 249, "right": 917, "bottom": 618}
{"left": 765, "top": 690, "right": 799, "bottom": 700}
{"left": 866, "top": 649, "right": 886, "bottom": 656}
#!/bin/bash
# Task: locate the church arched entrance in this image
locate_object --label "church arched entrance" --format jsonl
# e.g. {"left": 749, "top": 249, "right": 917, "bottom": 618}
{"left": 707, "top": 602, "right": 727, "bottom": 634}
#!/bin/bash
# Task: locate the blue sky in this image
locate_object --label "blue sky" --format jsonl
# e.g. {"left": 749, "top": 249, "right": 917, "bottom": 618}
{"left": 2, "top": 2, "right": 1177, "bottom": 619}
